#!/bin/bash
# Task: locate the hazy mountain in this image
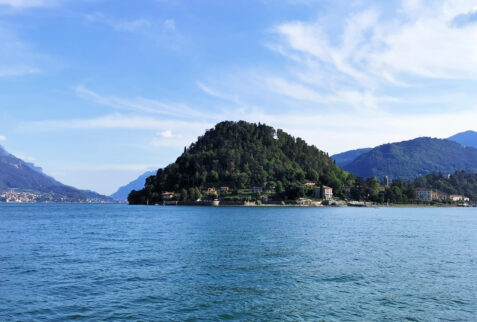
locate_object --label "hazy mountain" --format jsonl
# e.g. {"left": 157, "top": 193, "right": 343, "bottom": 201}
{"left": 110, "top": 170, "right": 156, "bottom": 200}
{"left": 343, "top": 137, "right": 477, "bottom": 180}
{"left": 332, "top": 148, "right": 373, "bottom": 167}
{"left": 448, "top": 130, "right": 477, "bottom": 149}
{"left": 0, "top": 145, "right": 114, "bottom": 202}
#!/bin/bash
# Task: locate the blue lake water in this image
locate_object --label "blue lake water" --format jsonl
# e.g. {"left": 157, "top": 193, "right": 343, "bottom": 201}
{"left": 1, "top": 204, "right": 477, "bottom": 320}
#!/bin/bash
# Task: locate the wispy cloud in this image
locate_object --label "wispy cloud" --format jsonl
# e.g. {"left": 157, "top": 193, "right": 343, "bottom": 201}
{"left": 75, "top": 85, "right": 211, "bottom": 119}
{"left": 85, "top": 13, "right": 176, "bottom": 33}
{"left": 272, "top": 1, "right": 477, "bottom": 83}
{"left": 163, "top": 19, "right": 175, "bottom": 31}
{"left": 0, "top": 27, "right": 42, "bottom": 77}
{"left": 197, "top": 82, "right": 240, "bottom": 103}
{"left": 85, "top": 13, "right": 153, "bottom": 32}
{"left": 54, "top": 163, "right": 159, "bottom": 172}
{"left": 22, "top": 113, "right": 213, "bottom": 131}
{"left": 0, "top": 135, "right": 6, "bottom": 141}
{"left": 0, "top": 66, "right": 40, "bottom": 77}
{"left": 0, "top": 0, "right": 52, "bottom": 8}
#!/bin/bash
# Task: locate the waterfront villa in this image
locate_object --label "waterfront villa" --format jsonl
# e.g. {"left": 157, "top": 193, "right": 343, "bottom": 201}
{"left": 314, "top": 186, "right": 333, "bottom": 200}
{"left": 161, "top": 192, "right": 175, "bottom": 200}
{"left": 207, "top": 188, "right": 217, "bottom": 194}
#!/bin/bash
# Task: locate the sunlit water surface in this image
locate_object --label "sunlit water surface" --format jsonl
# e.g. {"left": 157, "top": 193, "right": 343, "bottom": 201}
{"left": 1, "top": 204, "right": 477, "bottom": 320}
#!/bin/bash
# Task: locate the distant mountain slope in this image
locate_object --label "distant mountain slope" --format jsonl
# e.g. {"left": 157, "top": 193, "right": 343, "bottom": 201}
{"left": 448, "top": 130, "right": 477, "bottom": 149}
{"left": 332, "top": 148, "right": 372, "bottom": 167}
{"left": 343, "top": 137, "right": 477, "bottom": 180}
{"left": 0, "top": 145, "right": 113, "bottom": 202}
{"left": 110, "top": 170, "right": 156, "bottom": 200}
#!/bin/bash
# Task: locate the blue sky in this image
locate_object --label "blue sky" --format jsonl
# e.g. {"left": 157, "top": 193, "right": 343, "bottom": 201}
{"left": 1, "top": 0, "right": 477, "bottom": 195}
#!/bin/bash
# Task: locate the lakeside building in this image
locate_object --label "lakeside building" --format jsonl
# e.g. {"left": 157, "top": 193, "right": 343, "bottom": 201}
{"left": 252, "top": 186, "right": 263, "bottom": 193}
{"left": 219, "top": 186, "right": 230, "bottom": 192}
{"left": 323, "top": 186, "right": 333, "bottom": 200}
{"left": 415, "top": 188, "right": 438, "bottom": 201}
{"left": 161, "top": 192, "right": 175, "bottom": 200}
{"left": 206, "top": 188, "right": 217, "bottom": 194}
{"left": 304, "top": 182, "right": 316, "bottom": 187}
{"left": 415, "top": 188, "right": 469, "bottom": 202}
{"left": 314, "top": 186, "right": 333, "bottom": 200}
{"left": 449, "top": 194, "right": 470, "bottom": 202}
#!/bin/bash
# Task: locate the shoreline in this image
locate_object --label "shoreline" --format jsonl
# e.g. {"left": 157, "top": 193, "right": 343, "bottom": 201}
{"left": 152, "top": 200, "right": 475, "bottom": 208}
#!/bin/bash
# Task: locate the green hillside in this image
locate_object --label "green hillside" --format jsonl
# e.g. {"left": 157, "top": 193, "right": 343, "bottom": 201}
{"left": 128, "top": 121, "right": 353, "bottom": 204}
{"left": 343, "top": 137, "right": 477, "bottom": 180}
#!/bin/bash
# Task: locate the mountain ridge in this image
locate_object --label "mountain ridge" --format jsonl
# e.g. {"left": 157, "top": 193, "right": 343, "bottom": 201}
{"left": 0, "top": 144, "right": 114, "bottom": 203}
{"left": 332, "top": 148, "right": 373, "bottom": 167}
{"left": 448, "top": 130, "right": 477, "bottom": 148}
{"left": 343, "top": 137, "right": 477, "bottom": 180}
{"left": 110, "top": 170, "right": 156, "bottom": 200}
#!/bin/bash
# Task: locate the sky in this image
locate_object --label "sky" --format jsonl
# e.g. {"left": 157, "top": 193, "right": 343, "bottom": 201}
{"left": 1, "top": 0, "right": 477, "bottom": 195}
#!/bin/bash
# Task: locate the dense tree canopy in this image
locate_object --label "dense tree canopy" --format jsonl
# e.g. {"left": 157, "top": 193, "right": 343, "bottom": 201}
{"left": 129, "top": 121, "right": 353, "bottom": 204}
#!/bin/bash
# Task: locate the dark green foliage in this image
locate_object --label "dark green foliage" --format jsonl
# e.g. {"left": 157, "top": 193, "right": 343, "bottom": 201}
{"left": 344, "top": 137, "right": 477, "bottom": 180}
{"left": 128, "top": 121, "right": 352, "bottom": 204}
{"left": 414, "top": 171, "right": 477, "bottom": 200}
{"left": 348, "top": 171, "right": 477, "bottom": 203}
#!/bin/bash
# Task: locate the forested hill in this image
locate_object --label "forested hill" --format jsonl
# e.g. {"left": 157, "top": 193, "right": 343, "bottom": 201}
{"left": 128, "top": 121, "right": 353, "bottom": 204}
{"left": 343, "top": 137, "right": 477, "bottom": 180}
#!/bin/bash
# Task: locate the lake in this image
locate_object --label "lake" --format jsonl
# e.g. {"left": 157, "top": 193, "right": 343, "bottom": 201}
{"left": 1, "top": 204, "right": 477, "bottom": 320}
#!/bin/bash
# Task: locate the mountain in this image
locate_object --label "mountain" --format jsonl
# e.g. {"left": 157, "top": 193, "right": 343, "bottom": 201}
{"left": 332, "top": 148, "right": 372, "bottom": 167}
{"left": 110, "top": 170, "right": 156, "bottom": 200}
{"left": 343, "top": 137, "right": 477, "bottom": 180}
{"left": 448, "top": 130, "right": 477, "bottom": 149}
{"left": 0, "top": 145, "right": 114, "bottom": 203}
{"left": 128, "top": 121, "right": 353, "bottom": 204}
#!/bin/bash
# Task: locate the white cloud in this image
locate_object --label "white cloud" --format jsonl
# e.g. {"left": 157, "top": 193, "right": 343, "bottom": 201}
{"left": 0, "top": 135, "right": 6, "bottom": 141}
{"left": 273, "top": 0, "right": 477, "bottom": 83}
{"left": 160, "top": 130, "right": 174, "bottom": 138}
{"left": 151, "top": 130, "right": 191, "bottom": 147}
